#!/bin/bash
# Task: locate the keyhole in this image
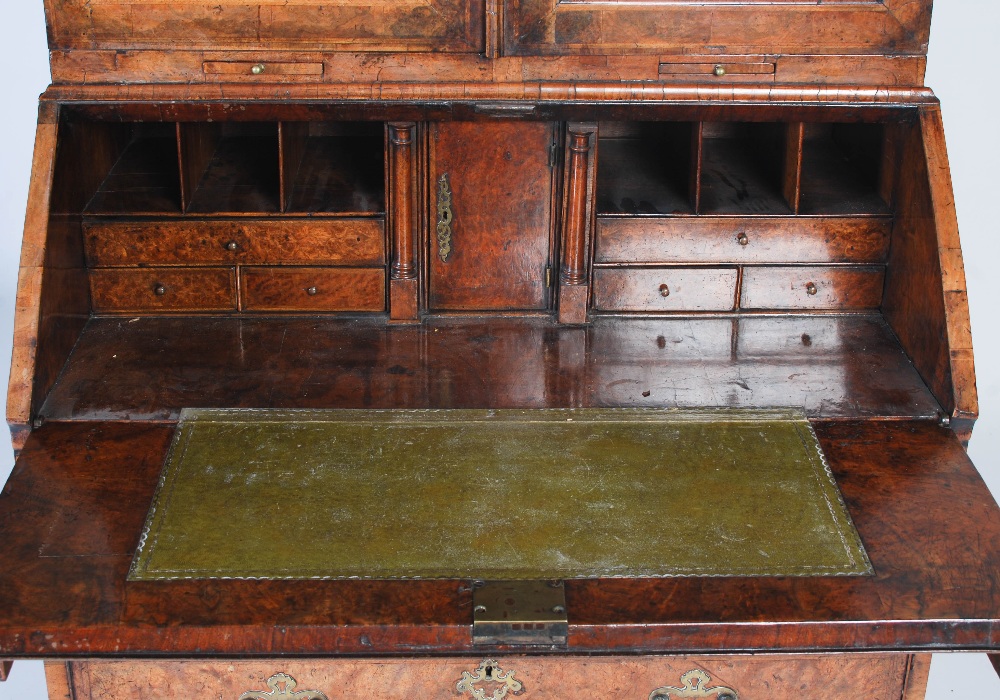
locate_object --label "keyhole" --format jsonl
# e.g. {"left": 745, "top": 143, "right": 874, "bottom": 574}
{"left": 485, "top": 665, "right": 494, "bottom": 679}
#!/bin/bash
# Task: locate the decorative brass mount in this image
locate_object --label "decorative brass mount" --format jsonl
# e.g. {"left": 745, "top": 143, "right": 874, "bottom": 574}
{"left": 648, "top": 669, "right": 738, "bottom": 700}
{"left": 239, "top": 673, "right": 329, "bottom": 700}
{"left": 436, "top": 173, "right": 453, "bottom": 262}
{"left": 457, "top": 658, "right": 523, "bottom": 700}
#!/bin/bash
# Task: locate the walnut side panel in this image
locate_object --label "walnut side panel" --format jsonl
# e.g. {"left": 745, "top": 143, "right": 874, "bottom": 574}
{"left": 883, "top": 107, "right": 977, "bottom": 431}
{"left": 6, "top": 109, "right": 90, "bottom": 450}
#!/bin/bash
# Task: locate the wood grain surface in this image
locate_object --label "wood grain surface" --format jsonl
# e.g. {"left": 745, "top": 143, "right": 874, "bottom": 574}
{"left": 84, "top": 219, "right": 385, "bottom": 267}
{"left": 65, "top": 654, "right": 917, "bottom": 699}
{"left": 240, "top": 267, "right": 385, "bottom": 312}
{"left": 34, "top": 315, "right": 942, "bottom": 422}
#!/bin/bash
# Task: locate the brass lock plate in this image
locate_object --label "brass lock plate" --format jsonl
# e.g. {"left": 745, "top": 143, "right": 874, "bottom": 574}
{"left": 473, "top": 580, "right": 568, "bottom": 646}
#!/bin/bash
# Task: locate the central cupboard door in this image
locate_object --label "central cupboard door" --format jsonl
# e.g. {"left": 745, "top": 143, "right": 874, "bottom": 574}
{"left": 428, "top": 122, "right": 558, "bottom": 312}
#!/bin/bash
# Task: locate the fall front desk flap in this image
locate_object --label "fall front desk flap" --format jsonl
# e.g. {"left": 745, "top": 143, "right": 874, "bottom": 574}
{"left": 128, "top": 408, "right": 871, "bottom": 581}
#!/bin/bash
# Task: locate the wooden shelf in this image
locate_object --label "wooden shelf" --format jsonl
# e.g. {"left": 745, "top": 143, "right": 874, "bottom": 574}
{"left": 183, "top": 123, "right": 281, "bottom": 214}
{"left": 700, "top": 123, "right": 791, "bottom": 215}
{"left": 85, "top": 125, "right": 181, "bottom": 215}
{"left": 800, "top": 123, "right": 889, "bottom": 215}
{"left": 282, "top": 122, "right": 385, "bottom": 215}
{"left": 596, "top": 122, "right": 695, "bottom": 215}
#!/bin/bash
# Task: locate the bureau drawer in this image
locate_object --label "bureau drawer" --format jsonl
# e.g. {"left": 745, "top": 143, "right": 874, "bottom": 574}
{"left": 593, "top": 268, "right": 737, "bottom": 312}
{"left": 83, "top": 219, "right": 385, "bottom": 267}
{"left": 241, "top": 267, "right": 386, "bottom": 312}
{"left": 90, "top": 268, "right": 236, "bottom": 313}
{"left": 57, "top": 653, "right": 923, "bottom": 699}
{"left": 595, "top": 217, "right": 892, "bottom": 265}
{"left": 741, "top": 266, "right": 885, "bottom": 310}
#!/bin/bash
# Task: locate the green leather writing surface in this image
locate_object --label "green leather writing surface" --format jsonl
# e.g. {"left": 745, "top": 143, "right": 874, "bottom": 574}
{"left": 129, "top": 408, "right": 871, "bottom": 580}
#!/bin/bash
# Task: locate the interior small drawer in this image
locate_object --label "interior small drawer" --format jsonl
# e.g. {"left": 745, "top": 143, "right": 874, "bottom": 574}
{"left": 90, "top": 268, "right": 237, "bottom": 313}
{"left": 741, "top": 266, "right": 885, "bottom": 310}
{"left": 595, "top": 217, "right": 891, "bottom": 265}
{"left": 241, "top": 267, "right": 386, "bottom": 312}
{"left": 593, "top": 267, "right": 738, "bottom": 312}
{"left": 84, "top": 219, "right": 385, "bottom": 267}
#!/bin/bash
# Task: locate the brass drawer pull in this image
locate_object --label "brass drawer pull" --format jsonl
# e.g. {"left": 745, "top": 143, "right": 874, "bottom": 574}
{"left": 305, "top": 286, "right": 318, "bottom": 296}
{"left": 713, "top": 64, "right": 727, "bottom": 77}
{"left": 225, "top": 240, "right": 239, "bottom": 251}
{"left": 659, "top": 283, "right": 670, "bottom": 297}
{"left": 806, "top": 281, "right": 818, "bottom": 295}
{"left": 737, "top": 232, "right": 749, "bottom": 246}
{"left": 239, "top": 672, "right": 328, "bottom": 699}
{"left": 649, "top": 669, "right": 738, "bottom": 700}
{"left": 153, "top": 284, "right": 167, "bottom": 296}
{"left": 251, "top": 63, "right": 266, "bottom": 75}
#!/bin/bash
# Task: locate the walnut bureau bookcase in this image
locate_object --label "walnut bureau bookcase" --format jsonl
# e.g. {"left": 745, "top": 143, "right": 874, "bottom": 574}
{"left": 2, "top": 1, "right": 997, "bottom": 698}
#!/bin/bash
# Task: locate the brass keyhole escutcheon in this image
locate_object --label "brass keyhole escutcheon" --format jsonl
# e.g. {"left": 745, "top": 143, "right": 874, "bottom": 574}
{"left": 153, "top": 284, "right": 167, "bottom": 296}
{"left": 659, "top": 284, "right": 670, "bottom": 298}
{"left": 737, "top": 232, "right": 749, "bottom": 246}
{"left": 806, "top": 282, "right": 818, "bottom": 296}
{"left": 251, "top": 63, "right": 266, "bottom": 75}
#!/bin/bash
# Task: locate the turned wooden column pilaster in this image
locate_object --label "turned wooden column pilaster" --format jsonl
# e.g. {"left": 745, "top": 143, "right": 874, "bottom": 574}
{"left": 388, "top": 122, "right": 419, "bottom": 321}
{"left": 558, "top": 123, "right": 597, "bottom": 324}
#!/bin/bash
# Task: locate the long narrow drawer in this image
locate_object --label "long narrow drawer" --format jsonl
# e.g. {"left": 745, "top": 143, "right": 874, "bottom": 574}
{"left": 595, "top": 217, "right": 892, "bottom": 265}
{"left": 83, "top": 219, "right": 385, "bottom": 267}
{"left": 241, "top": 267, "right": 385, "bottom": 312}
{"left": 57, "top": 653, "right": 924, "bottom": 699}
{"left": 90, "top": 268, "right": 236, "bottom": 313}
{"left": 741, "top": 266, "right": 885, "bottom": 310}
{"left": 593, "top": 268, "right": 737, "bottom": 312}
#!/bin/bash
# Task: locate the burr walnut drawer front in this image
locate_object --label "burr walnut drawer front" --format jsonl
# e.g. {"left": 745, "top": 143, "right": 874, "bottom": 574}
{"left": 594, "top": 217, "right": 892, "bottom": 265}
{"left": 741, "top": 266, "right": 885, "bottom": 310}
{"left": 240, "top": 267, "right": 386, "bottom": 312}
{"left": 593, "top": 267, "right": 737, "bottom": 312}
{"left": 89, "top": 268, "right": 236, "bottom": 313}
{"left": 54, "top": 653, "right": 925, "bottom": 699}
{"left": 83, "top": 219, "right": 385, "bottom": 267}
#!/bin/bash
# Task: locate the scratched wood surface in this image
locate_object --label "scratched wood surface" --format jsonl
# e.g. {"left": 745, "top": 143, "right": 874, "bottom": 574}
{"left": 35, "top": 315, "right": 941, "bottom": 422}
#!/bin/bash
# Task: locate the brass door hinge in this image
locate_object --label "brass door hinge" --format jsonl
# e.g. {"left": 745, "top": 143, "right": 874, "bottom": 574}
{"left": 472, "top": 580, "right": 568, "bottom": 646}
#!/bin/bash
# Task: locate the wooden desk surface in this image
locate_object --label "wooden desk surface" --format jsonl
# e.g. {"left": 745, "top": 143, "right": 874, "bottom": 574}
{"left": 0, "top": 418, "right": 997, "bottom": 657}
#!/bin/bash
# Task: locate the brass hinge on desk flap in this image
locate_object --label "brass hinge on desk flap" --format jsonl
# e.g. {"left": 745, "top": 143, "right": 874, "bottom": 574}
{"left": 472, "top": 580, "right": 568, "bottom": 646}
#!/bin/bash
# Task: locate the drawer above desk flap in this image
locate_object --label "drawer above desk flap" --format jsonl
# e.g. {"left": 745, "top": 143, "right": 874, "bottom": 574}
{"left": 1, "top": 419, "right": 999, "bottom": 656}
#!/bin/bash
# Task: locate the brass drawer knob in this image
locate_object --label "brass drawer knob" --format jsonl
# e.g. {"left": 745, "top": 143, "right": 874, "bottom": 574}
{"left": 713, "top": 64, "right": 727, "bottom": 77}
{"left": 225, "top": 240, "right": 239, "bottom": 251}
{"left": 806, "top": 282, "right": 818, "bottom": 296}
{"left": 737, "top": 232, "right": 749, "bottom": 246}
{"left": 251, "top": 63, "right": 266, "bottom": 75}
{"left": 658, "top": 283, "right": 670, "bottom": 298}
{"left": 153, "top": 284, "right": 167, "bottom": 296}
{"left": 306, "top": 286, "right": 318, "bottom": 296}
